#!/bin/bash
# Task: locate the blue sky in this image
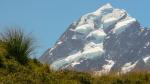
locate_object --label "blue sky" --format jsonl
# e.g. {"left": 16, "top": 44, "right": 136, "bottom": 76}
{"left": 0, "top": 0, "right": 150, "bottom": 57}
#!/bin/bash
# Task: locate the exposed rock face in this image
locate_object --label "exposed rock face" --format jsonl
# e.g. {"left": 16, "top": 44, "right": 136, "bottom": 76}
{"left": 39, "top": 3, "right": 150, "bottom": 74}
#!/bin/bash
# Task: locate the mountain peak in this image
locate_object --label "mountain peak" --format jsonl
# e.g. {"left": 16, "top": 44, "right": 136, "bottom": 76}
{"left": 95, "top": 3, "right": 113, "bottom": 13}
{"left": 100, "top": 3, "right": 113, "bottom": 10}
{"left": 40, "top": 3, "right": 150, "bottom": 74}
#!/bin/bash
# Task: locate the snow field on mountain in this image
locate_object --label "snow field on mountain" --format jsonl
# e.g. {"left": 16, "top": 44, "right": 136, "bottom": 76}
{"left": 121, "top": 61, "right": 138, "bottom": 73}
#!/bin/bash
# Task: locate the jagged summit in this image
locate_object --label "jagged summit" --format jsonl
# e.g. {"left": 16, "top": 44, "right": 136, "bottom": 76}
{"left": 101, "top": 3, "right": 112, "bottom": 8}
{"left": 39, "top": 3, "right": 150, "bottom": 74}
{"left": 95, "top": 3, "right": 113, "bottom": 13}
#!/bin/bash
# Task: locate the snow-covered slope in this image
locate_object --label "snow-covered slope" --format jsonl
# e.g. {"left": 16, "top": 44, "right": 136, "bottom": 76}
{"left": 39, "top": 3, "right": 150, "bottom": 74}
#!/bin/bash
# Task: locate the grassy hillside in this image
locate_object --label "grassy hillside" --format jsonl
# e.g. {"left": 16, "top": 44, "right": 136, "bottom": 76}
{"left": 1, "top": 54, "right": 150, "bottom": 84}
{"left": 0, "top": 28, "right": 150, "bottom": 84}
{"left": 0, "top": 56, "right": 91, "bottom": 84}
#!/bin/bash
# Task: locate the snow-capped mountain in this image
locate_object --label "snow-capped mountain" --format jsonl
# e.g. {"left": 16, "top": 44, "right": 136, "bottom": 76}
{"left": 39, "top": 3, "right": 150, "bottom": 74}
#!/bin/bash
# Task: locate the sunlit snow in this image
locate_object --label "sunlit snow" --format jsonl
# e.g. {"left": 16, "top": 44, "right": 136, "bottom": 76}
{"left": 94, "top": 60, "right": 115, "bottom": 75}
{"left": 75, "top": 24, "right": 94, "bottom": 34}
{"left": 113, "top": 16, "right": 136, "bottom": 34}
{"left": 51, "top": 43, "right": 104, "bottom": 70}
{"left": 121, "top": 61, "right": 138, "bottom": 73}
{"left": 102, "top": 9, "right": 126, "bottom": 28}
{"left": 143, "top": 56, "right": 150, "bottom": 63}
{"left": 86, "top": 29, "right": 106, "bottom": 42}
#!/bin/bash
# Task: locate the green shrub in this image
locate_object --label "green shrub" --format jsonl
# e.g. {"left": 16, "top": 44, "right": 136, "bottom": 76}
{"left": 0, "top": 28, "right": 35, "bottom": 65}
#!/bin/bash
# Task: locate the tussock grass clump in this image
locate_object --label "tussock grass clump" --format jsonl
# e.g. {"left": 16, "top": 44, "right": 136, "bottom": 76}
{"left": 0, "top": 28, "right": 35, "bottom": 64}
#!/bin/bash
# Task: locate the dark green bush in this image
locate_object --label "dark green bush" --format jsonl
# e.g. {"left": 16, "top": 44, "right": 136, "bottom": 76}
{"left": 0, "top": 28, "right": 35, "bottom": 64}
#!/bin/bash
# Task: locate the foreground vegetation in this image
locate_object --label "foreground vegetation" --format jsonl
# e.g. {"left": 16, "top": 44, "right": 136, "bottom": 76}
{"left": 0, "top": 28, "right": 150, "bottom": 84}
{"left": 1, "top": 58, "right": 150, "bottom": 84}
